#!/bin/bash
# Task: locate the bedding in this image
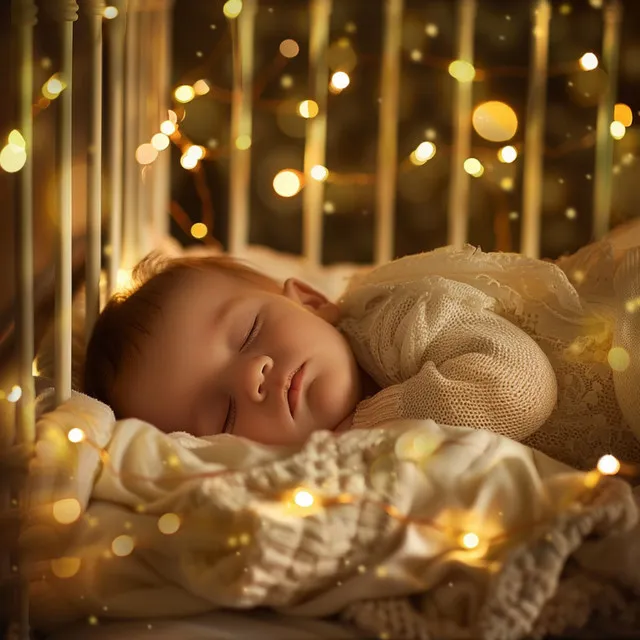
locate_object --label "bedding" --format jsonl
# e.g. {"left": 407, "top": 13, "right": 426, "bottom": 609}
{"left": 23, "top": 391, "right": 640, "bottom": 640}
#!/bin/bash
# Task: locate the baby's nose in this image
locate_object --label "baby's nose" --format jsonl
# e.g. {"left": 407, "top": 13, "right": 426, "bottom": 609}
{"left": 243, "top": 355, "right": 273, "bottom": 402}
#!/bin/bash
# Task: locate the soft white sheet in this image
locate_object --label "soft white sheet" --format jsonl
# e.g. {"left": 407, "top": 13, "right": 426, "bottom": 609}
{"left": 26, "top": 391, "right": 640, "bottom": 640}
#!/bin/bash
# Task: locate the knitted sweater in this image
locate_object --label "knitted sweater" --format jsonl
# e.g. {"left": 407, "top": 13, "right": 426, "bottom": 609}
{"left": 338, "top": 244, "right": 640, "bottom": 470}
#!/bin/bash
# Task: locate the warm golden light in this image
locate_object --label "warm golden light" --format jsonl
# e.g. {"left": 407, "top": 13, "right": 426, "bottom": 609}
{"left": 610, "top": 121, "right": 626, "bottom": 140}
{"left": 498, "top": 145, "right": 517, "bottom": 163}
{"left": 6, "top": 385, "right": 22, "bottom": 402}
{"left": 280, "top": 74, "right": 293, "bottom": 89}
{"left": 43, "top": 75, "right": 65, "bottom": 99}
{"left": 68, "top": 428, "right": 85, "bottom": 443}
{"left": 425, "top": 23, "right": 439, "bottom": 37}
{"left": 190, "top": 222, "right": 208, "bottom": 239}
{"left": 614, "top": 103, "right": 633, "bottom": 127}
{"left": 158, "top": 513, "right": 181, "bottom": 535}
{"left": 193, "top": 79, "right": 210, "bottom": 96}
{"left": 273, "top": 170, "right": 302, "bottom": 197}
{"left": 160, "top": 120, "right": 176, "bottom": 135}
{"left": 8, "top": 130, "right": 26, "bottom": 149}
{"left": 298, "top": 100, "right": 319, "bottom": 119}
{"left": 186, "top": 145, "right": 205, "bottom": 160}
{"left": 579, "top": 52, "right": 599, "bottom": 71}
{"left": 607, "top": 346, "right": 630, "bottom": 372}
{"left": 180, "top": 154, "right": 199, "bottom": 170}
{"left": 0, "top": 144, "right": 26, "bottom": 173}
{"left": 597, "top": 454, "right": 620, "bottom": 476}
{"left": 279, "top": 39, "right": 300, "bottom": 58}
{"left": 223, "top": 0, "right": 243, "bottom": 19}
{"left": 463, "top": 158, "right": 484, "bottom": 177}
{"left": 151, "top": 133, "right": 170, "bottom": 151}
{"left": 292, "top": 489, "right": 315, "bottom": 508}
{"left": 51, "top": 557, "right": 81, "bottom": 579}
{"left": 103, "top": 6, "right": 118, "bottom": 19}
{"left": 448, "top": 60, "right": 475, "bottom": 82}
{"left": 472, "top": 101, "right": 518, "bottom": 142}
{"left": 53, "top": 498, "right": 81, "bottom": 525}
{"left": 330, "top": 71, "right": 350, "bottom": 90}
{"left": 460, "top": 532, "right": 480, "bottom": 549}
{"left": 565, "top": 207, "right": 577, "bottom": 220}
{"left": 135, "top": 143, "right": 158, "bottom": 165}
{"left": 174, "top": 85, "right": 196, "bottom": 104}
{"left": 415, "top": 141, "right": 436, "bottom": 162}
{"left": 112, "top": 535, "right": 135, "bottom": 557}
{"left": 500, "top": 177, "right": 514, "bottom": 191}
{"left": 235, "top": 134, "right": 252, "bottom": 150}
{"left": 310, "top": 164, "right": 329, "bottom": 181}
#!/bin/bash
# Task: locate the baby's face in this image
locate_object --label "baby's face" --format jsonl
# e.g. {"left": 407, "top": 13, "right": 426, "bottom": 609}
{"left": 114, "top": 269, "right": 362, "bottom": 445}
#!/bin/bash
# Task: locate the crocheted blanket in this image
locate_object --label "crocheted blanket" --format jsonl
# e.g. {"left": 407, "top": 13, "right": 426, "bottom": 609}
{"left": 25, "top": 392, "right": 640, "bottom": 639}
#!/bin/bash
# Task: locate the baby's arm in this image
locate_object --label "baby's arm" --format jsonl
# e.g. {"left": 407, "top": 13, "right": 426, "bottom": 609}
{"left": 340, "top": 276, "right": 558, "bottom": 440}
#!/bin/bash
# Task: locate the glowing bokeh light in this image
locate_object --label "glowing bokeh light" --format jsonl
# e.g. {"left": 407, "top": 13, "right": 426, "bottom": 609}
{"left": 180, "top": 154, "right": 198, "bottom": 170}
{"left": 53, "top": 498, "right": 81, "bottom": 525}
{"left": 579, "top": 52, "right": 599, "bottom": 71}
{"left": 298, "top": 100, "right": 319, "bottom": 119}
{"left": 51, "top": 557, "right": 81, "bottom": 579}
{"left": 103, "top": 6, "right": 118, "bottom": 19}
{"left": 0, "top": 145, "right": 26, "bottom": 173}
{"left": 158, "top": 513, "right": 181, "bottom": 535}
{"left": 279, "top": 39, "right": 300, "bottom": 58}
{"left": 425, "top": 23, "right": 439, "bottom": 37}
{"left": 193, "top": 79, "right": 210, "bottom": 96}
{"left": 415, "top": 141, "right": 436, "bottom": 162}
{"left": 151, "top": 133, "right": 170, "bottom": 151}
{"left": 223, "top": 0, "right": 243, "bottom": 19}
{"left": 43, "top": 75, "right": 64, "bottom": 99}
{"left": 448, "top": 60, "right": 475, "bottom": 82}
{"left": 8, "top": 130, "right": 26, "bottom": 149}
{"left": 310, "top": 164, "right": 329, "bottom": 181}
{"left": 597, "top": 454, "right": 620, "bottom": 476}
{"left": 186, "top": 145, "right": 205, "bottom": 160}
{"left": 174, "top": 85, "right": 195, "bottom": 104}
{"left": 235, "top": 134, "right": 252, "bottom": 150}
{"left": 610, "top": 121, "right": 626, "bottom": 140}
{"left": 7, "top": 385, "right": 22, "bottom": 402}
{"left": 273, "top": 170, "right": 302, "bottom": 197}
{"left": 112, "top": 535, "right": 135, "bottom": 557}
{"left": 614, "top": 104, "right": 633, "bottom": 127}
{"left": 460, "top": 532, "right": 480, "bottom": 549}
{"left": 293, "top": 489, "right": 315, "bottom": 508}
{"left": 565, "top": 207, "right": 577, "bottom": 220}
{"left": 160, "top": 120, "right": 176, "bottom": 135}
{"left": 330, "top": 71, "right": 350, "bottom": 90}
{"left": 190, "top": 222, "right": 208, "bottom": 239}
{"left": 498, "top": 145, "right": 517, "bottom": 163}
{"left": 68, "top": 428, "right": 85, "bottom": 443}
{"left": 463, "top": 158, "right": 484, "bottom": 177}
{"left": 607, "top": 346, "right": 630, "bottom": 372}
{"left": 135, "top": 143, "right": 158, "bottom": 165}
{"left": 472, "top": 101, "right": 518, "bottom": 142}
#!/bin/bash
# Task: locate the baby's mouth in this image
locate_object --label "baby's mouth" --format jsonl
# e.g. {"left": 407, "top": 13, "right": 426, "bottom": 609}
{"left": 286, "top": 365, "right": 305, "bottom": 418}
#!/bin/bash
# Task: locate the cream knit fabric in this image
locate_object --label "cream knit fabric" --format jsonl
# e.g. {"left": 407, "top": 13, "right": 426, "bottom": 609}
{"left": 338, "top": 244, "right": 640, "bottom": 470}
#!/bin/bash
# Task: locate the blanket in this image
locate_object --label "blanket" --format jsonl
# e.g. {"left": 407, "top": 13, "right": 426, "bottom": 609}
{"left": 23, "top": 391, "right": 640, "bottom": 639}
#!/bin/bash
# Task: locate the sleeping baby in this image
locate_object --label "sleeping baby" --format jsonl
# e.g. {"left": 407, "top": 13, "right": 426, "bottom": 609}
{"left": 83, "top": 240, "right": 640, "bottom": 471}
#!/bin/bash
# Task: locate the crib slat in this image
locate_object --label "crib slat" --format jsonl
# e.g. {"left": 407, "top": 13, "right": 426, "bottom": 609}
{"left": 106, "top": 0, "right": 126, "bottom": 297}
{"left": 302, "top": 0, "right": 332, "bottom": 267}
{"left": 48, "top": 0, "right": 78, "bottom": 406}
{"left": 85, "top": 0, "right": 105, "bottom": 341}
{"left": 592, "top": 0, "right": 622, "bottom": 241}
{"left": 447, "top": 0, "right": 476, "bottom": 250}
{"left": 374, "top": 0, "right": 403, "bottom": 265}
{"left": 122, "top": 0, "right": 140, "bottom": 268}
{"left": 520, "top": 0, "right": 550, "bottom": 259}
{"left": 228, "top": 0, "right": 257, "bottom": 256}
{"left": 11, "top": 2, "right": 38, "bottom": 637}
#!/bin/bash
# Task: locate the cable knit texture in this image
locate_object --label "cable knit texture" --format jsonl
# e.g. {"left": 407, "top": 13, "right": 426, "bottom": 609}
{"left": 25, "top": 392, "right": 640, "bottom": 639}
{"left": 338, "top": 243, "right": 640, "bottom": 470}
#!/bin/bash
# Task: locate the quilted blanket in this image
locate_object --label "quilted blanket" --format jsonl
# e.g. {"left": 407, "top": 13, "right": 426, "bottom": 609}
{"left": 24, "top": 391, "right": 640, "bottom": 639}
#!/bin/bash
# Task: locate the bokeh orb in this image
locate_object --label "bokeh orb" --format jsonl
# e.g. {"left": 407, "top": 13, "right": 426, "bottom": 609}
{"left": 472, "top": 101, "right": 518, "bottom": 142}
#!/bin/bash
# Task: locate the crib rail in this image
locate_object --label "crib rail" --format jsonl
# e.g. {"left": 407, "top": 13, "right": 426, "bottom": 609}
{"left": 4, "top": 0, "right": 624, "bottom": 637}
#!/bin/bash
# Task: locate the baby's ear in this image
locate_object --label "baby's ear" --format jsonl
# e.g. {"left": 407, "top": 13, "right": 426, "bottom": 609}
{"left": 283, "top": 278, "right": 340, "bottom": 324}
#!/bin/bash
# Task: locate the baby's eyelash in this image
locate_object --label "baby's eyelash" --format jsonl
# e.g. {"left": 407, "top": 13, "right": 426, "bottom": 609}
{"left": 241, "top": 315, "right": 260, "bottom": 350}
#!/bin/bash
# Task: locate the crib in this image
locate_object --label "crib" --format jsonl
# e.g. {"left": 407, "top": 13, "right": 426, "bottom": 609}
{"left": 1, "top": 0, "right": 636, "bottom": 638}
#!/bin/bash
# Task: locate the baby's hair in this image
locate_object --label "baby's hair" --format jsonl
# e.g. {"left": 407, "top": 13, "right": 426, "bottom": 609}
{"left": 82, "top": 252, "right": 279, "bottom": 415}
